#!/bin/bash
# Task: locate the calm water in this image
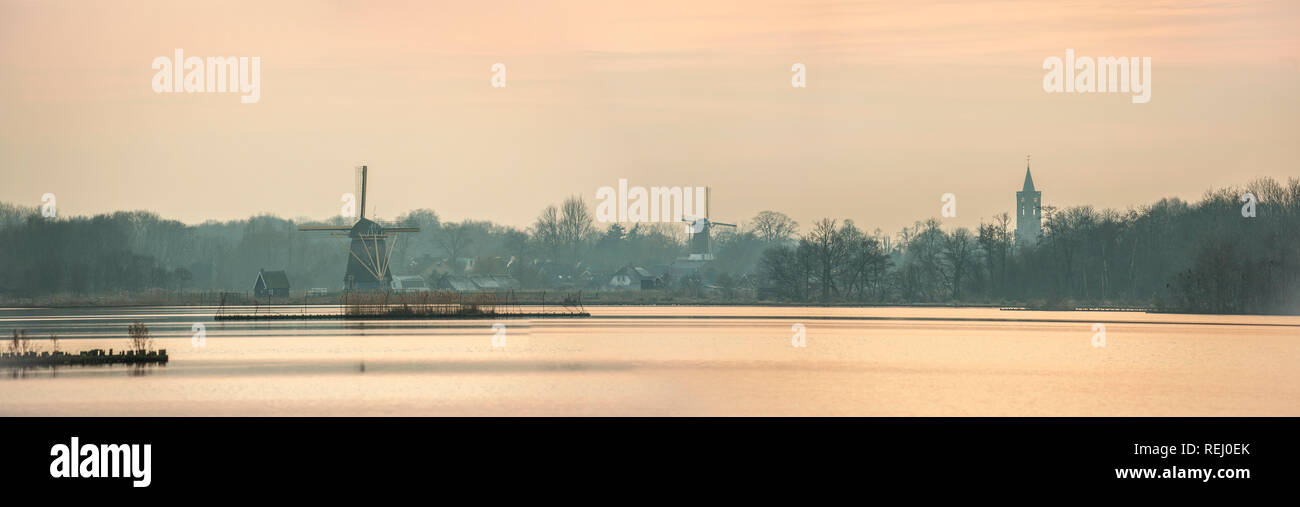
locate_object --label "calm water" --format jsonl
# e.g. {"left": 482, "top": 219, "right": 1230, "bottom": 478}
{"left": 0, "top": 305, "right": 1296, "bottom": 416}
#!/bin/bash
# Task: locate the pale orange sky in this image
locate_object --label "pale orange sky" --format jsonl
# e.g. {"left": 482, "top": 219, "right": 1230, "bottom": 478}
{"left": 1, "top": 0, "right": 1297, "bottom": 234}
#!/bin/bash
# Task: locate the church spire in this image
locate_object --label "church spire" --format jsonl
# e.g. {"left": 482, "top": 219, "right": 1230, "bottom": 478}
{"left": 1022, "top": 155, "right": 1035, "bottom": 192}
{"left": 1015, "top": 154, "right": 1042, "bottom": 246}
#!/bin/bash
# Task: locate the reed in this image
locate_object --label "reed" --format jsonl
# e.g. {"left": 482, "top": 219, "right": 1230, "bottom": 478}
{"left": 341, "top": 290, "right": 500, "bottom": 318}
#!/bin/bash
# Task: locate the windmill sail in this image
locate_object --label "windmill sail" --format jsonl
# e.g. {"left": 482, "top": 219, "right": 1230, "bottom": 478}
{"left": 356, "top": 165, "right": 368, "bottom": 220}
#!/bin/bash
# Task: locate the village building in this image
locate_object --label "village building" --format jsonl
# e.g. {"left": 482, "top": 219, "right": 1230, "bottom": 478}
{"left": 253, "top": 269, "right": 290, "bottom": 298}
{"left": 609, "top": 265, "right": 664, "bottom": 290}
{"left": 391, "top": 275, "right": 429, "bottom": 293}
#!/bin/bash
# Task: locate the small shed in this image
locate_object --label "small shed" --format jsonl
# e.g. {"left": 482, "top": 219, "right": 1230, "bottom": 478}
{"left": 391, "top": 275, "right": 429, "bottom": 293}
{"left": 254, "top": 269, "right": 290, "bottom": 297}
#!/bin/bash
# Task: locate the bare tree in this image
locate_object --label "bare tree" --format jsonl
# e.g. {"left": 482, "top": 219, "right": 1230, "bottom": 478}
{"left": 128, "top": 321, "right": 153, "bottom": 353}
{"left": 977, "top": 212, "right": 1012, "bottom": 298}
{"left": 438, "top": 221, "right": 475, "bottom": 270}
{"left": 941, "top": 228, "right": 975, "bottom": 300}
{"left": 558, "top": 195, "right": 595, "bottom": 262}
{"left": 842, "top": 228, "right": 890, "bottom": 302}
{"left": 532, "top": 205, "right": 561, "bottom": 260}
{"left": 8, "top": 329, "right": 35, "bottom": 355}
{"left": 806, "top": 218, "right": 849, "bottom": 301}
{"left": 751, "top": 211, "right": 799, "bottom": 244}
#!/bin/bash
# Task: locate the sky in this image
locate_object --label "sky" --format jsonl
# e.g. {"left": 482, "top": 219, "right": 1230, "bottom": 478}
{"left": 1, "top": 0, "right": 1297, "bottom": 235}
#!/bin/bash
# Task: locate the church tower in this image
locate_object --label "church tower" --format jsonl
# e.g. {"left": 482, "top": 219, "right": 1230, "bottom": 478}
{"left": 1015, "top": 157, "right": 1042, "bottom": 246}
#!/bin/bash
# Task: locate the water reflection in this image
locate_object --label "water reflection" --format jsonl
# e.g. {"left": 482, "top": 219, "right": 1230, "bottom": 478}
{"left": 1, "top": 306, "right": 1297, "bottom": 416}
{"left": 6, "top": 363, "right": 163, "bottom": 379}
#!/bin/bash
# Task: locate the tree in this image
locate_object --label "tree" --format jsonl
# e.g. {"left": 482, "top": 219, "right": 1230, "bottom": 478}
{"left": 900, "top": 219, "right": 947, "bottom": 302}
{"left": 842, "top": 228, "right": 890, "bottom": 302}
{"left": 977, "top": 213, "right": 1011, "bottom": 299}
{"left": 805, "top": 218, "right": 849, "bottom": 301}
{"left": 7, "top": 329, "right": 34, "bottom": 355}
{"left": 501, "top": 227, "right": 530, "bottom": 274}
{"left": 438, "top": 221, "right": 475, "bottom": 270}
{"left": 941, "top": 228, "right": 975, "bottom": 300}
{"left": 127, "top": 322, "right": 152, "bottom": 353}
{"left": 758, "top": 245, "right": 807, "bottom": 301}
{"left": 532, "top": 205, "right": 561, "bottom": 261}
{"left": 558, "top": 195, "right": 595, "bottom": 263}
{"left": 750, "top": 210, "right": 798, "bottom": 244}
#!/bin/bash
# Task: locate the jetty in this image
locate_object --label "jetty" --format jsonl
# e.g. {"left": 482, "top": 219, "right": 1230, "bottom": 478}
{"left": 0, "top": 349, "right": 168, "bottom": 368}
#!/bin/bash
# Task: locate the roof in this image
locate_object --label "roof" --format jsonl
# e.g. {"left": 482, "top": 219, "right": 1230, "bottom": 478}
{"left": 613, "top": 266, "right": 646, "bottom": 280}
{"left": 441, "top": 275, "right": 479, "bottom": 292}
{"left": 469, "top": 275, "right": 505, "bottom": 290}
{"left": 434, "top": 275, "right": 475, "bottom": 291}
{"left": 258, "top": 270, "right": 290, "bottom": 289}
{"left": 349, "top": 218, "right": 385, "bottom": 238}
{"left": 1022, "top": 165, "right": 1036, "bottom": 192}
{"left": 393, "top": 275, "right": 426, "bottom": 287}
{"left": 470, "top": 275, "right": 519, "bottom": 290}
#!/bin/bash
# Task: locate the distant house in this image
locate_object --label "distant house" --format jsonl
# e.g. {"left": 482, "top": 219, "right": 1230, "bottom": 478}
{"left": 254, "top": 269, "right": 290, "bottom": 297}
{"left": 436, "top": 274, "right": 521, "bottom": 292}
{"left": 610, "top": 266, "right": 662, "bottom": 290}
{"left": 391, "top": 275, "right": 429, "bottom": 293}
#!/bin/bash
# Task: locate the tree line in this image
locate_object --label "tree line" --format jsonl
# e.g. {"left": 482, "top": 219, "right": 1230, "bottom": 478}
{"left": 0, "top": 177, "right": 1295, "bottom": 314}
{"left": 756, "top": 178, "right": 1298, "bottom": 314}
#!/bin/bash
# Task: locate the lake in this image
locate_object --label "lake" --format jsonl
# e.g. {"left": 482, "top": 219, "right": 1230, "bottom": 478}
{"left": 1, "top": 305, "right": 1296, "bottom": 416}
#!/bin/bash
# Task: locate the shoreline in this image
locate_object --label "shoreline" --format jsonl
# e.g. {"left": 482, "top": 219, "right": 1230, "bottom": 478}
{"left": 213, "top": 311, "right": 591, "bottom": 321}
{"left": 7, "top": 300, "right": 1297, "bottom": 317}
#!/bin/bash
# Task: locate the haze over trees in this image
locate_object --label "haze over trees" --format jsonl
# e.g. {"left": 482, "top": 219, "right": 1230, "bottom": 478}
{"left": 0, "top": 178, "right": 1296, "bottom": 314}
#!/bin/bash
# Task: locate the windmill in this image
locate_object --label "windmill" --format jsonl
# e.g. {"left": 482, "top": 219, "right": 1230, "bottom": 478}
{"left": 298, "top": 165, "right": 419, "bottom": 291}
{"left": 681, "top": 187, "right": 736, "bottom": 261}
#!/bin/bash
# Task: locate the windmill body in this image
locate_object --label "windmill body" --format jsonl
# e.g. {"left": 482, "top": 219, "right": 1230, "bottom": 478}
{"left": 343, "top": 218, "right": 393, "bottom": 290}
{"left": 681, "top": 187, "right": 735, "bottom": 261}
{"left": 298, "top": 166, "right": 419, "bottom": 291}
